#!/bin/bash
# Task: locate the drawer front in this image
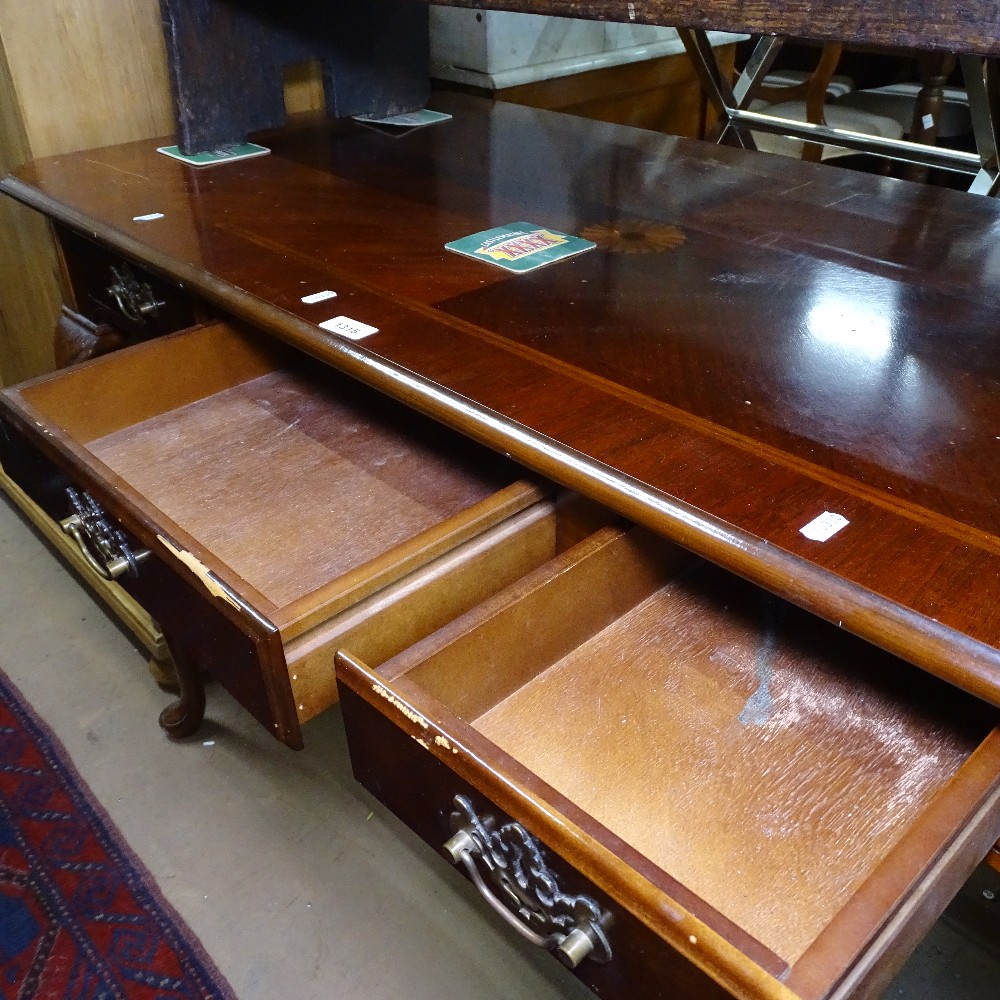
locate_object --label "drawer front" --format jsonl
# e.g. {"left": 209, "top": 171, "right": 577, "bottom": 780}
{"left": 337, "top": 674, "right": 736, "bottom": 1000}
{"left": 0, "top": 321, "right": 557, "bottom": 749}
{"left": 58, "top": 225, "right": 197, "bottom": 341}
{"left": 0, "top": 413, "right": 299, "bottom": 746}
{"left": 335, "top": 523, "right": 1000, "bottom": 1000}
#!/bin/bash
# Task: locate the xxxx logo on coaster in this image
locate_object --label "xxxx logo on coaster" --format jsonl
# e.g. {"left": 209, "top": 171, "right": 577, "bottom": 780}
{"left": 446, "top": 222, "right": 596, "bottom": 273}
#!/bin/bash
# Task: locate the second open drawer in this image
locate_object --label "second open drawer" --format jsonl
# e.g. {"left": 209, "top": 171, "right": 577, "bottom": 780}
{"left": 336, "top": 524, "right": 1000, "bottom": 1000}
{"left": 0, "top": 319, "right": 606, "bottom": 748}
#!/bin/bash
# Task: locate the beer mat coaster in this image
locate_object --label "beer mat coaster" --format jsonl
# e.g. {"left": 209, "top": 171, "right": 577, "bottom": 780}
{"left": 445, "top": 223, "right": 597, "bottom": 273}
{"left": 157, "top": 142, "right": 270, "bottom": 167}
{"left": 353, "top": 109, "right": 453, "bottom": 128}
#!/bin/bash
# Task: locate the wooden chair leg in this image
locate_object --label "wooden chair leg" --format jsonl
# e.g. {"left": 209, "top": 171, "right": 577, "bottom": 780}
{"left": 158, "top": 644, "right": 206, "bottom": 739}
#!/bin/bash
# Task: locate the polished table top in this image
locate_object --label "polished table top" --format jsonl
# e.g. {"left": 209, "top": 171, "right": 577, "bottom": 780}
{"left": 5, "top": 94, "right": 1000, "bottom": 705}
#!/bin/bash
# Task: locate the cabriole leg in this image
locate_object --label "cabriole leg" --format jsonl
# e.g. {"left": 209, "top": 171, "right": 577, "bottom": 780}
{"left": 158, "top": 643, "right": 206, "bottom": 739}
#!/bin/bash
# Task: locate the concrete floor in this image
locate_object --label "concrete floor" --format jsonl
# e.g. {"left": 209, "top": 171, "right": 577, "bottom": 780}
{"left": 2, "top": 492, "right": 1000, "bottom": 999}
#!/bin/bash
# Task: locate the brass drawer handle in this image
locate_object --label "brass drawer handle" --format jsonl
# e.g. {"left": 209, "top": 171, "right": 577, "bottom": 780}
{"left": 60, "top": 488, "right": 150, "bottom": 580}
{"left": 442, "top": 795, "right": 612, "bottom": 968}
{"left": 106, "top": 264, "right": 165, "bottom": 324}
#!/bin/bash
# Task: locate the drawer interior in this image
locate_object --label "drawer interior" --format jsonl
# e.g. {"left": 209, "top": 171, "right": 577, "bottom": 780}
{"left": 11, "top": 321, "right": 540, "bottom": 629}
{"left": 374, "top": 526, "right": 1000, "bottom": 987}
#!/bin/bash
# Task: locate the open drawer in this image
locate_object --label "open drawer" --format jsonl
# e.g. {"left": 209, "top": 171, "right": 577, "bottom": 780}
{"left": 0, "top": 320, "right": 604, "bottom": 748}
{"left": 336, "top": 525, "right": 1000, "bottom": 1000}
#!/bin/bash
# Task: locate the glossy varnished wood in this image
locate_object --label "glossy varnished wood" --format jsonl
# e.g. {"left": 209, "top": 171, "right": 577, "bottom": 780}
{"left": 6, "top": 97, "right": 1000, "bottom": 710}
{"left": 0, "top": 319, "right": 552, "bottom": 744}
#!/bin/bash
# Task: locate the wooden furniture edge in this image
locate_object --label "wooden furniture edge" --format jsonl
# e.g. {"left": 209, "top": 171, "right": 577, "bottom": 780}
{"left": 430, "top": 1, "right": 1000, "bottom": 57}
{"left": 335, "top": 649, "right": 799, "bottom": 1000}
{"left": 275, "top": 479, "right": 549, "bottom": 637}
{"left": 787, "top": 730, "right": 1000, "bottom": 997}
{"left": 5, "top": 175, "right": 1000, "bottom": 713}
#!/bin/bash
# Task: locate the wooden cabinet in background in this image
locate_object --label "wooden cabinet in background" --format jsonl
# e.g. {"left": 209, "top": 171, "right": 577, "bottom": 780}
{"left": 0, "top": 2, "right": 178, "bottom": 681}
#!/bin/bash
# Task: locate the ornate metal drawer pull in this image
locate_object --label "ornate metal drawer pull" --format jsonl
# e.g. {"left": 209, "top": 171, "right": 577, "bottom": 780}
{"left": 106, "top": 264, "right": 165, "bottom": 324}
{"left": 442, "top": 795, "right": 612, "bottom": 969}
{"left": 60, "top": 488, "right": 150, "bottom": 580}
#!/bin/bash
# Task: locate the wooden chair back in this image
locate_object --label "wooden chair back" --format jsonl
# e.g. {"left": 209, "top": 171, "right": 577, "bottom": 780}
{"left": 754, "top": 43, "right": 846, "bottom": 129}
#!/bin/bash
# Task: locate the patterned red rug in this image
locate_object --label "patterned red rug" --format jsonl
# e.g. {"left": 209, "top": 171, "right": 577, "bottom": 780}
{"left": 0, "top": 669, "right": 236, "bottom": 999}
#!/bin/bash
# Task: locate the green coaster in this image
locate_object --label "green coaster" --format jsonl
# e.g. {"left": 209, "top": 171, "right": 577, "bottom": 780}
{"left": 353, "top": 109, "right": 452, "bottom": 128}
{"left": 445, "top": 223, "right": 596, "bottom": 273}
{"left": 156, "top": 143, "right": 270, "bottom": 167}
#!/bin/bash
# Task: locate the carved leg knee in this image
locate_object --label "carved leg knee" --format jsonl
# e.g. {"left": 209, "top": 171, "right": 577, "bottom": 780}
{"left": 158, "top": 644, "right": 206, "bottom": 739}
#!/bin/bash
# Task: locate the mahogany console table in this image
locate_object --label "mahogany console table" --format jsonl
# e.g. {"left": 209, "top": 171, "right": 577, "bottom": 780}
{"left": 3, "top": 87, "right": 1000, "bottom": 998}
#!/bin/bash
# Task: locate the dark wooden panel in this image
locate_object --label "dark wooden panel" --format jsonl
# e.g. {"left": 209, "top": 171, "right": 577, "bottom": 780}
{"left": 57, "top": 226, "right": 197, "bottom": 342}
{"left": 7, "top": 98, "right": 1000, "bottom": 710}
{"left": 433, "top": 0, "right": 1000, "bottom": 58}
{"left": 160, "top": 0, "right": 429, "bottom": 153}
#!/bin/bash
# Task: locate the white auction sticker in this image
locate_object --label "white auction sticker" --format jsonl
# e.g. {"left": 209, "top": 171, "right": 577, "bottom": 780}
{"left": 133, "top": 212, "right": 164, "bottom": 222}
{"left": 921, "top": 113, "right": 935, "bottom": 130}
{"left": 301, "top": 289, "right": 338, "bottom": 304}
{"left": 799, "top": 511, "right": 850, "bottom": 542}
{"left": 319, "top": 316, "right": 379, "bottom": 340}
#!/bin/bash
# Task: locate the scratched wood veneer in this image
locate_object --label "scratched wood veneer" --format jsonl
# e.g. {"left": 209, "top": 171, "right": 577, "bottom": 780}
{"left": 337, "top": 524, "right": 1000, "bottom": 1000}
{"left": 0, "top": 318, "right": 607, "bottom": 747}
{"left": 4, "top": 91, "right": 1000, "bottom": 997}
{"left": 435, "top": 1, "right": 1000, "bottom": 57}
{"left": 5, "top": 97, "right": 1000, "bottom": 710}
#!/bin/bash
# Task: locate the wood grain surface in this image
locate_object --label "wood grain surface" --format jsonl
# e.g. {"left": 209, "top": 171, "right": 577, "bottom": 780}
{"left": 473, "top": 557, "right": 990, "bottom": 964}
{"left": 0, "top": 0, "right": 174, "bottom": 385}
{"left": 339, "top": 628, "right": 1000, "bottom": 1000}
{"left": 87, "top": 368, "right": 512, "bottom": 607}
{"left": 337, "top": 523, "right": 1000, "bottom": 998}
{"left": 432, "top": 0, "right": 1000, "bottom": 57}
{"left": 0, "top": 1, "right": 171, "bottom": 159}
{"left": 6, "top": 95, "right": 1000, "bottom": 709}
{"left": 11, "top": 319, "right": 528, "bottom": 621}
{"left": 0, "top": 42, "right": 60, "bottom": 386}
{"left": 336, "top": 676, "right": 747, "bottom": 1000}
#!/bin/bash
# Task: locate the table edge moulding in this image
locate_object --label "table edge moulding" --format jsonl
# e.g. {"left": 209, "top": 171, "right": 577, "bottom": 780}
{"left": 3, "top": 3, "right": 1000, "bottom": 1000}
